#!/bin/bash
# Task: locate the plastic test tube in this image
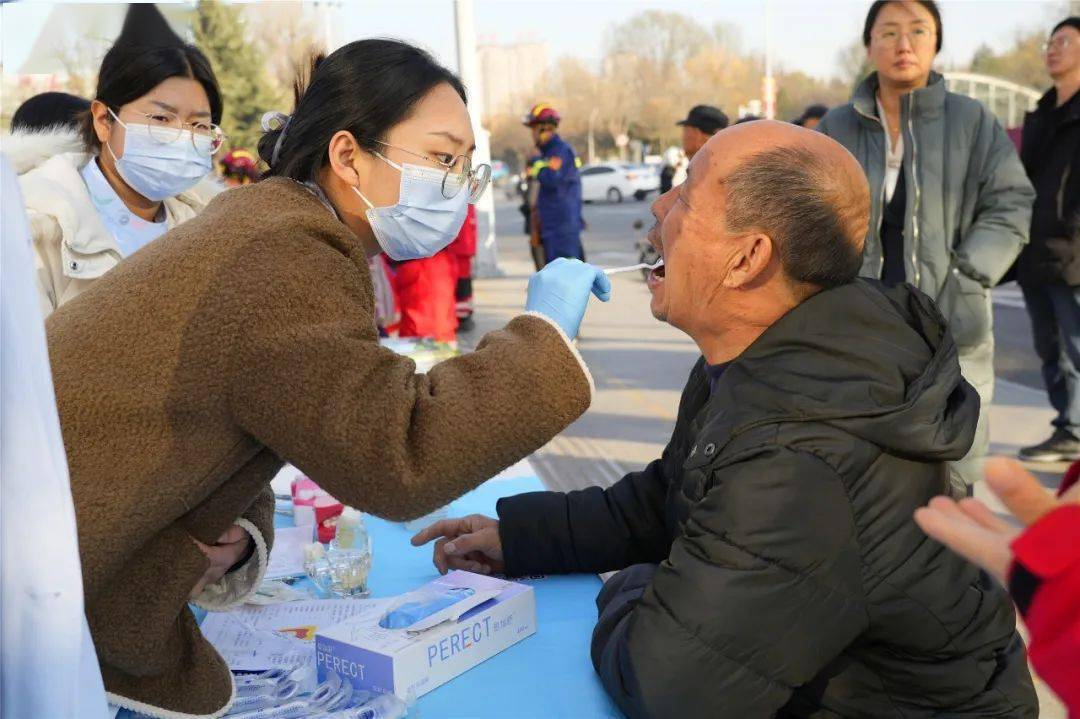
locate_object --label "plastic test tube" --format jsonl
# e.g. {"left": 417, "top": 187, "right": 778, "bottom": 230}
{"left": 224, "top": 680, "right": 298, "bottom": 715}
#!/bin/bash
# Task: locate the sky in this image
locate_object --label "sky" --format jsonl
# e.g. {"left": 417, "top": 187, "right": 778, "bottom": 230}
{"left": 1, "top": 0, "right": 1069, "bottom": 82}
{"left": 379, "top": 0, "right": 1066, "bottom": 79}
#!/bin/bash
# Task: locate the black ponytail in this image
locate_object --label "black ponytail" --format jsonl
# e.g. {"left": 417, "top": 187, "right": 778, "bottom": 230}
{"left": 258, "top": 39, "right": 466, "bottom": 181}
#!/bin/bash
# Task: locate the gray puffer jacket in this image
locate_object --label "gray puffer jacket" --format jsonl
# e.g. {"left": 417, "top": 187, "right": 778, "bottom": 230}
{"left": 817, "top": 72, "right": 1033, "bottom": 353}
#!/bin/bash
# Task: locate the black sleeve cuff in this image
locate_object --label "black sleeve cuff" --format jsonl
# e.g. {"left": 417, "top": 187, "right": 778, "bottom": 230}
{"left": 496, "top": 491, "right": 572, "bottom": 576}
{"left": 1007, "top": 560, "right": 1041, "bottom": 616}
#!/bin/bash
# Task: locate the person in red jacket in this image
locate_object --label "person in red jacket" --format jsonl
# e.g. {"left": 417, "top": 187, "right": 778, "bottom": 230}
{"left": 391, "top": 205, "right": 477, "bottom": 342}
{"left": 451, "top": 205, "right": 477, "bottom": 331}
{"left": 915, "top": 457, "right": 1080, "bottom": 715}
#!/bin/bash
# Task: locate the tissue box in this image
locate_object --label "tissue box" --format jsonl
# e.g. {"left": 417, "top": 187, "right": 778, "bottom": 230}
{"left": 315, "top": 571, "right": 536, "bottom": 699}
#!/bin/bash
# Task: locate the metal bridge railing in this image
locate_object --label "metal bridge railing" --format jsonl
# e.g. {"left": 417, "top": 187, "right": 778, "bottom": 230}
{"left": 943, "top": 72, "right": 1042, "bottom": 129}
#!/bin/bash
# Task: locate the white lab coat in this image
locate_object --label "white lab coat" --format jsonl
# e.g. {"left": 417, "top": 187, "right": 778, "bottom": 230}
{"left": 1, "top": 156, "right": 110, "bottom": 718}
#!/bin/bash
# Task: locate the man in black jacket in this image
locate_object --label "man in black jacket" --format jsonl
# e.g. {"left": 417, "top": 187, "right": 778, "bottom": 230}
{"left": 1018, "top": 16, "right": 1080, "bottom": 462}
{"left": 414, "top": 121, "right": 1037, "bottom": 718}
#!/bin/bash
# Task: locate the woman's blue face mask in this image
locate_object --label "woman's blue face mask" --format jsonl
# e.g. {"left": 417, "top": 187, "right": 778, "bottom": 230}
{"left": 106, "top": 109, "right": 213, "bottom": 202}
{"left": 352, "top": 150, "right": 470, "bottom": 261}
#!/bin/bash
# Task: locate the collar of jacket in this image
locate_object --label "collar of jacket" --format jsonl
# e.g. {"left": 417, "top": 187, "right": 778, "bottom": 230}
{"left": 538, "top": 134, "right": 562, "bottom": 153}
{"left": 1, "top": 127, "right": 86, "bottom": 174}
{"left": 21, "top": 151, "right": 120, "bottom": 277}
{"left": 1034, "top": 85, "right": 1080, "bottom": 123}
{"left": 12, "top": 129, "right": 221, "bottom": 280}
{"left": 852, "top": 71, "right": 947, "bottom": 124}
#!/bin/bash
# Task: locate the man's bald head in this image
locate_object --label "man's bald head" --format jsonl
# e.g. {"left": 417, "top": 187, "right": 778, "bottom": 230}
{"left": 645, "top": 120, "right": 871, "bottom": 360}
{"left": 701, "top": 120, "right": 870, "bottom": 292}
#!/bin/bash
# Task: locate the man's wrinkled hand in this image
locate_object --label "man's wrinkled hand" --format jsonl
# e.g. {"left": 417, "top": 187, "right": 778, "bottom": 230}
{"left": 190, "top": 524, "right": 252, "bottom": 598}
{"left": 914, "top": 457, "right": 1080, "bottom": 583}
{"left": 410, "top": 514, "right": 504, "bottom": 576}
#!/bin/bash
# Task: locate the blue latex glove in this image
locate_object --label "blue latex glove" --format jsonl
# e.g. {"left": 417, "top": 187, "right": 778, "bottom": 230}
{"left": 525, "top": 258, "right": 612, "bottom": 339}
{"left": 379, "top": 587, "right": 475, "bottom": 629}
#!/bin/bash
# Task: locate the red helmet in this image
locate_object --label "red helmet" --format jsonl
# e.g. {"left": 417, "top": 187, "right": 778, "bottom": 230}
{"left": 523, "top": 103, "right": 561, "bottom": 127}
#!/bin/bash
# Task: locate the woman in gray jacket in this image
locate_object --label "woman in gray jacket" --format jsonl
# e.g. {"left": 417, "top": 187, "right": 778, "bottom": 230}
{"left": 818, "top": 0, "right": 1035, "bottom": 492}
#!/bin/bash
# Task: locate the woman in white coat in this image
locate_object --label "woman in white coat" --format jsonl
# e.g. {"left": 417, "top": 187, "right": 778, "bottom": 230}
{"left": 1, "top": 156, "right": 110, "bottom": 718}
{"left": 13, "top": 40, "right": 224, "bottom": 316}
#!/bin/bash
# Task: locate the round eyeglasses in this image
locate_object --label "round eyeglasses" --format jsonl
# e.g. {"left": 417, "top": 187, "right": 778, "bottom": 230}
{"left": 872, "top": 26, "right": 936, "bottom": 48}
{"left": 1044, "top": 36, "right": 1075, "bottom": 53}
{"left": 111, "top": 109, "right": 226, "bottom": 155}
{"left": 373, "top": 140, "right": 491, "bottom": 204}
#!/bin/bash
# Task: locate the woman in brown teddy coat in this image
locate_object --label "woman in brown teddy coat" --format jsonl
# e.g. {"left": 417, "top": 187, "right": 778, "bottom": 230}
{"left": 47, "top": 39, "right": 604, "bottom": 719}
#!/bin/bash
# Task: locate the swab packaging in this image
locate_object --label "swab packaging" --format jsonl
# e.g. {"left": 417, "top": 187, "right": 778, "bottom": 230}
{"left": 315, "top": 571, "right": 536, "bottom": 699}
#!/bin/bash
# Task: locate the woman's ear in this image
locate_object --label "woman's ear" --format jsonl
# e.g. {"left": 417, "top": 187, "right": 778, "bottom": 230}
{"left": 327, "top": 130, "right": 365, "bottom": 188}
{"left": 90, "top": 100, "right": 113, "bottom": 145}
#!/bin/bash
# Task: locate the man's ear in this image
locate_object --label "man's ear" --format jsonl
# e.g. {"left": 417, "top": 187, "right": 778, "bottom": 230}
{"left": 723, "top": 233, "right": 774, "bottom": 289}
{"left": 326, "top": 130, "right": 365, "bottom": 188}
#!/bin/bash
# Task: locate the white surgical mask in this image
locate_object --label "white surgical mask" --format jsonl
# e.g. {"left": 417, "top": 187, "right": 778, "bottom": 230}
{"left": 352, "top": 152, "right": 469, "bottom": 261}
{"left": 106, "top": 110, "right": 213, "bottom": 202}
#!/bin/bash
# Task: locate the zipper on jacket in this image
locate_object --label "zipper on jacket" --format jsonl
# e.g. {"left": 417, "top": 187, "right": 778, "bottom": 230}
{"left": 853, "top": 103, "right": 888, "bottom": 278}
{"left": 907, "top": 93, "right": 922, "bottom": 289}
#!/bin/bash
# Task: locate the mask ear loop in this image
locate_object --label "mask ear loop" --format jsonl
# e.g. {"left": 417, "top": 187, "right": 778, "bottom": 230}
{"left": 351, "top": 148, "right": 400, "bottom": 211}
{"left": 351, "top": 185, "right": 375, "bottom": 210}
{"left": 104, "top": 108, "right": 128, "bottom": 164}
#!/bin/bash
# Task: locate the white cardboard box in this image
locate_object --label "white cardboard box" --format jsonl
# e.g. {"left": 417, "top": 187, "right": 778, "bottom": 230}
{"left": 315, "top": 571, "right": 536, "bottom": 699}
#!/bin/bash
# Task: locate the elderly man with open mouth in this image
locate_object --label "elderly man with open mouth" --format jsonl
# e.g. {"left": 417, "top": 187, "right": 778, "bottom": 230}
{"left": 414, "top": 120, "right": 1038, "bottom": 719}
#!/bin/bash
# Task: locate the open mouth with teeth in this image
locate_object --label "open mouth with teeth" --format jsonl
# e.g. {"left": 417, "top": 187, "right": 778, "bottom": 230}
{"left": 647, "top": 257, "right": 666, "bottom": 287}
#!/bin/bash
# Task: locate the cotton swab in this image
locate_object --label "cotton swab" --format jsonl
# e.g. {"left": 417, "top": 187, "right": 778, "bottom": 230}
{"left": 603, "top": 259, "right": 664, "bottom": 276}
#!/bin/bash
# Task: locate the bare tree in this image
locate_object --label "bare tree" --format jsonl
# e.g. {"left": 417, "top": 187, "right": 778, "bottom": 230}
{"left": 970, "top": 30, "right": 1050, "bottom": 90}
{"left": 604, "top": 10, "right": 711, "bottom": 71}
{"left": 836, "top": 38, "right": 872, "bottom": 89}
{"left": 51, "top": 35, "right": 109, "bottom": 98}
{"left": 712, "top": 22, "right": 743, "bottom": 55}
{"left": 494, "top": 8, "right": 872, "bottom": 165}
{"left": 242, "top": 1, "right": 321, "bottom": 107}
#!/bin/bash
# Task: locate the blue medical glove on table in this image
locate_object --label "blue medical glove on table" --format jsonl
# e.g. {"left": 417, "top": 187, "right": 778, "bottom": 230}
{"left": 525, "top": 258, "right": 612, "bottom": 339}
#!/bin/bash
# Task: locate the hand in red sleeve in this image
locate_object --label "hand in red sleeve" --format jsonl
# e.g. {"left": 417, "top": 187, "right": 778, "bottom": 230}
{"left": 913, "top": 457, "right": 1080, "bottom": 583}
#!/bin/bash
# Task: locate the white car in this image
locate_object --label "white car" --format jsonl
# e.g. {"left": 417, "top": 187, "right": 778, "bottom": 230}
{"left": 579, "top": 163, "right": 660, "bottom": 203}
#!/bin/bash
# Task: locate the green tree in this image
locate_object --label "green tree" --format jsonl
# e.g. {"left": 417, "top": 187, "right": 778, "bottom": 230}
{"left": 193, "top": 0, "right": 282, "bottom": 153}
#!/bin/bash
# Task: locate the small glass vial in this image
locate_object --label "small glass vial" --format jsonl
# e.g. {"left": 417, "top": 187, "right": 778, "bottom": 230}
{"left": 326, "top": 508, "right": 372, "bottom": 598}
{"left": 303, "top": 542, "right": 334, "bottom": 595}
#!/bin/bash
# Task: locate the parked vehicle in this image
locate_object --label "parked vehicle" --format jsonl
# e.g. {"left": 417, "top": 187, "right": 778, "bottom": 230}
{"left": 580, "top": 163, "right": 659, "bottom": 203}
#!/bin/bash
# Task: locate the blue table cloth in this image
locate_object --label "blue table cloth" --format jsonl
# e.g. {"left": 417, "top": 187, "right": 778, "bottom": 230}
{"left": 120, "top": 476, "right": 621, "bottom": 718}
{"left": 361, "top": 476, "right": 621, "bottom": 718}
